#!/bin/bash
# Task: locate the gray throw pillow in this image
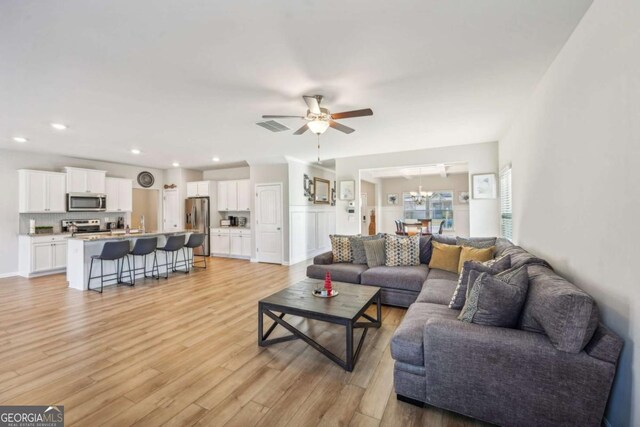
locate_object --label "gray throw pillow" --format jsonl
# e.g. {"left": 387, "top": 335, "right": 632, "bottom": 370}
{"left": 419, "top": 235, "right": 433, "bottom": 264}
{"left": 349, "top": 235, "right": 383, "bottom": 264}
{"left": 458, "top": 265, "right": 529, "bottom": 328}
{"left": 456, "top": 236, "right": 497, "bottom": 249}
{"left": 363, "top": 238, "right": 386, "bottom": 268}
{"left": 449, "top": 254, "right": 511, "bottom": 310}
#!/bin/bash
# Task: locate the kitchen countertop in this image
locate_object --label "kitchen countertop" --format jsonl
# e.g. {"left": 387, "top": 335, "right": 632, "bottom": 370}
{"left": 68, "top": 230, "right": 192, "bottom": 242}
{"left": 20, "top": 232, "right": 72, "bottom": 237}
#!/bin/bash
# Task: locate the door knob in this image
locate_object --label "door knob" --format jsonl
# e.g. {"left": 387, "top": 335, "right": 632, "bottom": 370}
{"left": 277, "top": 227, "right": 281, "bottom": 231}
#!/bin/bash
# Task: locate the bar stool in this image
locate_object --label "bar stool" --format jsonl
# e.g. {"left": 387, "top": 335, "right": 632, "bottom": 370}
{"left": 87, "top": 240, "right": 133, "bottom": 293}
{"left": 184, "top": 233, "right": 207, "bottom": 271}
{"left": 128, "top": 237, "right": 160, "bottom": 285}
{"left": 156, "top": 235, "right": 188, "bottom": 279}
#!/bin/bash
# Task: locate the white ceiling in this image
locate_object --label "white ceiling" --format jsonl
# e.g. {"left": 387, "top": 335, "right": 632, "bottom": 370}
{"left": 362, "top": 163, "right": 468, "bottom": 181}
{"left": 0, "top": 0, "right": 592, "bottom": 169}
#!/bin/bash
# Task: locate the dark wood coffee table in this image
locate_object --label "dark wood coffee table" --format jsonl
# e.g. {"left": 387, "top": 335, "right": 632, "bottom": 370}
{"left": 258, "top": 279, "right": 382, "bottom": 371}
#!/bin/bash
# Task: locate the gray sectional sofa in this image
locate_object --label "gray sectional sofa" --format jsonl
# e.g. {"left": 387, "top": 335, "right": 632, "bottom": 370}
{"left": 306, "top": 236, "right": 622, "bottom": 427}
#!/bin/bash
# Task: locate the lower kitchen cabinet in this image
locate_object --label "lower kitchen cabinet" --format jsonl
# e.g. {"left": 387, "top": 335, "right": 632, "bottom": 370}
{"left": 19, "top": 235, "right": 69, "bottom": 277}
{"left": 210, "top": 228, "right": 251, "bottom": 259}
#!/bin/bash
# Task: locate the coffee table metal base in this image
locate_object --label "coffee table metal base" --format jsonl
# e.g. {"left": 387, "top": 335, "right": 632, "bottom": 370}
{"left": 258, "top": 295, "right": 382, "bottom": 372}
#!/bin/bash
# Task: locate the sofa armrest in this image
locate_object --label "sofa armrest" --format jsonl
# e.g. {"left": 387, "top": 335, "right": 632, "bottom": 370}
{"left": 422, "top": 318, "right": 617, "bottom": 427}
{"left": 313, "top": 251, "right": 334, "bottom": 265}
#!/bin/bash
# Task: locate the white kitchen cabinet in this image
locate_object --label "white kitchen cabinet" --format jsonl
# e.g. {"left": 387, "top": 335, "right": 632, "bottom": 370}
{"left": 105, "top": 177, "right": 133, "bottom": 212}
{"left": 18, "top": 169, "right": 67, "bottom": 213}
{"left": 229, "top": 233, "right": 242, "bottom": 256}
{"left": 217, "top": 180, "right": 250, "bottom": 211}
{"left": 237, "top": 179, "right": 251, "bottom": 211}
{"left": 210, "top": 227, "right": 250, "bottom": 258}
{"left": 64, "top": 167, "right": 106, "bottom": 193}
{"left": 19, "top": 235, "right": 69, "bottom": 277}
{"left": 241, "top": 234, "right": 251, "bottom": 257}
{"left": 187, "top": 181, "right": 211, "bottom": 197}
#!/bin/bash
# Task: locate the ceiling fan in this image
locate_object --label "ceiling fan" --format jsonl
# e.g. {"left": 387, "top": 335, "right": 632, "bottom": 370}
{"left": 260, "top": 95, "right": 373, "bottom": 135}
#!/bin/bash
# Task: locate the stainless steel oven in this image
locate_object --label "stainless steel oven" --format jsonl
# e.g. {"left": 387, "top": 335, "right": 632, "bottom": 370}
{"left": 67, "top": 193, "right": 107, "bottom": 212}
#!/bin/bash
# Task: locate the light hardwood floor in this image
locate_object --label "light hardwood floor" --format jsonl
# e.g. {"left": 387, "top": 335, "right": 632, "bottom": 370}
{"left": 0, "top": 258, "right": 490, "bottom": 427}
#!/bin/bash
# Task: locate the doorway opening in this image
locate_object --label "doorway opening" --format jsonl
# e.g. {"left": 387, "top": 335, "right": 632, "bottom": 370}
{"left": 132, "top": 188, "right": 159, "bottom": 231}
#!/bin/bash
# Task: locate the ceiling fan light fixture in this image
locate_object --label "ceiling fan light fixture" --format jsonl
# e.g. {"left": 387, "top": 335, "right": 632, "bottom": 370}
{"left": 307, "top": 119, "right": 329, "bottom": 135}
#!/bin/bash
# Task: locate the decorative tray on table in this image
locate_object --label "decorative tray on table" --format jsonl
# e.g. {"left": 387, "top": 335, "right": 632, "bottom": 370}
{"left": 312, "top": 289, "right": 339, "bottom": 298}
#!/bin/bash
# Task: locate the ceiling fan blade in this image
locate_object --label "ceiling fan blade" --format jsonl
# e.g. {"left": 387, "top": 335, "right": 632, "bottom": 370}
{"left": 303, "top": 95, "right": 321, "bottom": 115}
{"left": 329, "top": 120, "right": 355, "bottom": 134}
{"left": 293, "top": 124, "right": 309, "bottom": 135}
{"left": 330, "top": 108, "right": 373, "bottom": 120}
{"left": 262, "top": 115, "right": 305, "bottom": 119}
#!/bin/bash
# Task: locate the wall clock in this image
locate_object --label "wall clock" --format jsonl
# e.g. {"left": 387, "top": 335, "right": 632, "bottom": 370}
{"left": 137, "top": 171, "right": 155, "bottom": 188}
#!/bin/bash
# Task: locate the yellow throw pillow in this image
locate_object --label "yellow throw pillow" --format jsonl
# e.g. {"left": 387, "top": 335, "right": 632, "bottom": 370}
{"left": 429, "top": 242, "right": 462, "bottom": 274}
{"left": 458, "top": 246, "right": 495, "bottom": 272}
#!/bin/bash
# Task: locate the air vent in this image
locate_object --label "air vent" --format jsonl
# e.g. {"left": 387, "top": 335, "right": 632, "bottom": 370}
{"left": 256, "top": 120, "right": 290, "bottom": 132}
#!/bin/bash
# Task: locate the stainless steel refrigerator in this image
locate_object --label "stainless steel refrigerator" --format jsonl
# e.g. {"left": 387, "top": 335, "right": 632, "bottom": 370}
{"left": 185, "top": 197, "right": 210, "bottom": 256}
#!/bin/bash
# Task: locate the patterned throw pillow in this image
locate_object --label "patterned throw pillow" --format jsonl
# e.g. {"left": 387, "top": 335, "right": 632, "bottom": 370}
{"left": 363, "top": 238, "right": 386, "bottom": 268}
{"left": 449, "top": 255, "right": 511, "bottom": 310}
{"left": 385, "top": 234, "right": 420, "bottom": 267}
{"left": 456, "top": 236, "right": 497, "bottom": 249}
{"left": 458, "top": 265, "right": 529, "bottom": 328}
{"left": 350, "top": 234, "right": 384, "bottom": 264}
{"left": 330, "top": 235, "right": 352, "bottom": 263}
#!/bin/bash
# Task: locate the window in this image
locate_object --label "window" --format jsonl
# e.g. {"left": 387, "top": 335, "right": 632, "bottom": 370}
{"left": 500, "top": 167, "right": 513, "bottom": 240}
{"left": 403, "top": 190, "right": 454, "bottom": 231}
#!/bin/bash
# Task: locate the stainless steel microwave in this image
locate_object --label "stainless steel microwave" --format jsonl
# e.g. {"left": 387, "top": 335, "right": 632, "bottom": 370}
{"left": 67, "top": 193, "right": 107, "bottom": 212}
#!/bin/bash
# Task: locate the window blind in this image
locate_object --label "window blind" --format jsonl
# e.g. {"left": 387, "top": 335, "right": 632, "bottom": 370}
{"left": 500, "top": 167, "right": 513, "bottom": 240}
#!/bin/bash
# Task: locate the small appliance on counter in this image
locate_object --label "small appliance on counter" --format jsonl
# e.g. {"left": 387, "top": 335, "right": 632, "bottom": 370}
{"left": 116, "top": 216, "right": 125, "bottom": 229}
{"left": 61, "top": 219, "right": 103, "bottom": 234}
{"left": 237, "top": 216, "right": 247, "bottom": 227}
{"left": 220, "top": 219, "right": 231, "bottom": 227}
{"left": 106, "top": 221, "right": 118, "bottom": 231}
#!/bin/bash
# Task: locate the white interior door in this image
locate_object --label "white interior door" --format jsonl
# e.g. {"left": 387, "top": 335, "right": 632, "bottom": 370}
{"left": 256, "top": 183, "right": 283, "bottom": 264}
{"left": 163, "top": 189, "right": 180, "bottom": 231}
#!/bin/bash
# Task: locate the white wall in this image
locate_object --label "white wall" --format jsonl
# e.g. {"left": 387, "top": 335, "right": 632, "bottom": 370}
{"left": 162, "top": 167, "right": 203, "bottom": 230}
{"left": 203, "top": 166, "right": 250, "bottom": 181}
{"left": 499, "top": 1, "right": 638, "bottom": 424}
{"left": 378, "top": 173, "right": 470, "bottom": 236}
{"left": 0, "top": 148, "right": 165, "bottom": 276}
{"left": 335, "top": 142, "right": 498, "bottom": 237}
{"left": 287, "top": 159, "right": 336, "bottom": 265}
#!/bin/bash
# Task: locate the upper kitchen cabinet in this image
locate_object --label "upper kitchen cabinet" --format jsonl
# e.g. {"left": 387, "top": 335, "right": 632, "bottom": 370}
{"left": 217, "top": 179, "right": 250, "bottom": 211}
{"left": 105, "top": 177, "right": 133, "bottom": 212}
{"left": 64, "top": 167, "right": 106, "bottom": 193}
{"left": 237, "top": 179, "right": 251, "bottom": 211}
{"left": 186, "top": 181, "right": 211, "bottom": 198}
{"left": 18, "top": 170, "right": 67, "bottom": 213}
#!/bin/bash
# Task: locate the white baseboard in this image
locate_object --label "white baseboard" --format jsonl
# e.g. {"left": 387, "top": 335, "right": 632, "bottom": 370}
{"left": 0, "top": 272, "right": 18, "bottom": 279}
{"left": 282, "top": 261, "right": 290, "bottom": 266}
{"left": 250, "top": 258, "right": 258, "bottom": 263}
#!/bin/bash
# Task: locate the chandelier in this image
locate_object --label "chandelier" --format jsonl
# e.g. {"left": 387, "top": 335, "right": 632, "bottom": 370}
{"left": 409, "top": 168, "right": 433, "bottom": 205}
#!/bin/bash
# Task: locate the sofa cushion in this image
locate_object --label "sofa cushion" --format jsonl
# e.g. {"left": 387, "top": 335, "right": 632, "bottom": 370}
{"left": 391, "top": 302, "right": 460, "bottom": 366}
{"left": 494, "top": 238, "right": 514, "bottom": 256}
{"left": 501, "top": 245, "right": 552, "bottom": 270}
{"left": 428, "top": 242, "right": 461, "bottom": 273}
{"left": 427, "top": 268, "right": 459, "bottom": 281}
{"left": 520, "top": 264, "right": 599, "bottom": 353}
{"left": 363, "top": 238, "right": 386, "bottom": 268}
{"left": 350, "top": 234, "right": 383, "bottom": 264}
{"left": 459, "top": 266, "right": 529, "bottom": 328}
{"left": 432, "top": 234, "right": 457, "bottom": 245}
{"left": 306, "top": 263, "right": 368, "bottom": 284}
{"left": 361, "top": 265, "right": 428, "bottom": 293}
{"left": 416, "top": 279, "right": 457, "bottom": 305}
{"left": 330, "top": 235, "right": 353, "bottom": 263}
{"left": 456, "top": 236, "right": 497, "bottom": 249}
{"left": 385, "top": 234, "right": 420, "bottom": 267}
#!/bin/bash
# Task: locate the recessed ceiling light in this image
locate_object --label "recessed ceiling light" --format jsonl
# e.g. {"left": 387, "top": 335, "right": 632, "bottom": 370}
{"left": 172, "top": 162, "right": 180, "bottom": 167}
{"left": 131, "top": 149, "right": 141, "bottom": 154}
{"left": 212, "top": 157, "right": 220, "bottom": 162}
{"left": 13, "top": 136, "right": 28, "bottom": 143}
{"left": 50, "top": 123, "right": 67, "bottom": 130}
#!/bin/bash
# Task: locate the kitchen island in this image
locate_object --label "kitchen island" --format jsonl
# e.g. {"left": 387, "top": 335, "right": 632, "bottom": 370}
{"left": 67, "top": 231, "right": 193, "bottom": 290}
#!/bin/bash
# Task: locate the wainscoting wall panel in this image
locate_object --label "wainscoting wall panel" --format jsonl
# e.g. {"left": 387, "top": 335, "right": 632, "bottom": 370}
{"left": 289, "top": 206, "right": 335, "bottom": 265}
